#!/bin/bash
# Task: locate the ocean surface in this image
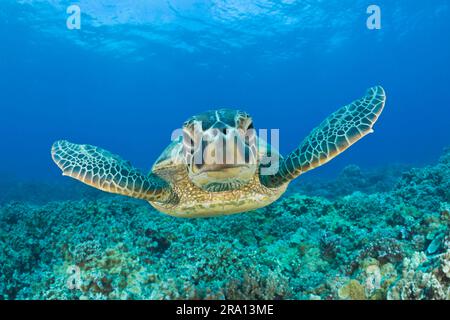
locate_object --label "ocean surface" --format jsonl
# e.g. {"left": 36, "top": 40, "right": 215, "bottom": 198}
{"left": 0, "top": 0, "right": 449, "bottom": 300}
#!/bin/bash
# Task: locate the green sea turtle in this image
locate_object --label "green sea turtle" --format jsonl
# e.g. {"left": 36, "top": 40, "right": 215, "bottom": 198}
{"left": 51, "top": 86, "right": 386, "bottom": 217}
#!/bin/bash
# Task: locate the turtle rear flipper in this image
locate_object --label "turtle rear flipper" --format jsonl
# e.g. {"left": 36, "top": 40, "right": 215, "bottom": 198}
{"left": 51, "top": 140, "right": 177, "bottom": 204}
{"left": 261, "top": 86, "right": 386, "bottom": 188}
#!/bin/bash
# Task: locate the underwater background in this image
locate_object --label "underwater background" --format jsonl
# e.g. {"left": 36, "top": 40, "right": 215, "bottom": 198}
{"left": 0, "top": 0, "right": 449, "bottom": 299}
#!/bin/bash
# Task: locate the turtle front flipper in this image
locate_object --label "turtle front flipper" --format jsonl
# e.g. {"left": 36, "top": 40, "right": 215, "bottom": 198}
{"left": 51, "top": 140, "right": 178, "bottom": 204}
{"left": 261, "top": 86, "right": 386, "bottom": 188}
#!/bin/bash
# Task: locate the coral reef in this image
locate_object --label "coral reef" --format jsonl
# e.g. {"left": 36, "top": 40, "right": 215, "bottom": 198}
{"left": 0, "top": 148, "right": 449, "bottom": 300}
{"left": 293, "top": 163, "right": 410, "bottom": 199}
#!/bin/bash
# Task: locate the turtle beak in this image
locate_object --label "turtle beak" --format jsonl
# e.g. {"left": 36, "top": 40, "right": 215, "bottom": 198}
{"left": 191, "top": 128, "right": 256, "bottom": 173}
{"left": 187, "top": 128, "right": 257, "bottom": 191}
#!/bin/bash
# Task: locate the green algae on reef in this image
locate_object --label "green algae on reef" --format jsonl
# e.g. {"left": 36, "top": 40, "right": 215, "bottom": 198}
{"left": 0, "top": 148, "right": 449, "bottom": 300}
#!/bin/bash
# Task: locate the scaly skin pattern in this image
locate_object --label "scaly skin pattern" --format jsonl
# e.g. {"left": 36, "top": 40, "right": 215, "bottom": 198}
{"left": 51, "top": 141, "right": 178, "bottom": 204}
{"left": 150, "top": 166, "right": 288, "bottom": 217}
{"left": 261, "top": 86, "right": 386, "bottom": 188}
{"left": 52, "top": 139, "right": 287, "bottom": 217}
{"left": 51, "top": 86, "right": 386, "bottom": 218}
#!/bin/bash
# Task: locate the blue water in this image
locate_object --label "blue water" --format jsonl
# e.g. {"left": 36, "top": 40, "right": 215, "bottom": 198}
{"left": 0, "top": 0, "right": 449, "bottom": 180}
{"left": 2, "top": 1, "right": 450, "bottom": 301}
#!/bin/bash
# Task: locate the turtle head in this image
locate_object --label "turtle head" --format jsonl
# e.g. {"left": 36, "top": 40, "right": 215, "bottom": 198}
{"left": 182, "top": 109, "right": 258, "bottom": 192}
